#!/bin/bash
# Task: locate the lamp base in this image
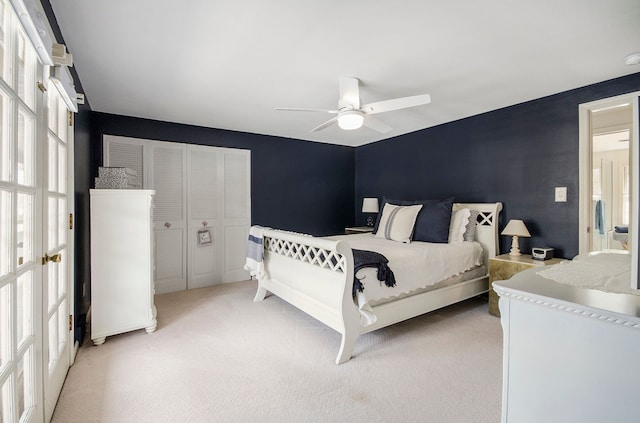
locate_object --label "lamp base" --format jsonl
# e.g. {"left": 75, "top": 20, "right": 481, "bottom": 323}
{"left": 508, "top": 235, "right": 521, "bottom": 256}
{"left": 366, "top": 216, "right": 374, "bottom": 227}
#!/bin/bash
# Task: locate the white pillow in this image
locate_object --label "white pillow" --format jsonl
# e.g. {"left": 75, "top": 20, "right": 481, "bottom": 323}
{"left": 463, "top": 210, "right": 480, "bottom": 242}
{"left": 448, "top": 208, "right": 471, "bottom": 243}
{"left": 374, "top": 203, "right": 423, "bottom": 243}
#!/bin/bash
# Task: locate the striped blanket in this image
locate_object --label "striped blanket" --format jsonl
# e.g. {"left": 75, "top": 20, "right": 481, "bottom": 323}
{"left": 244, "top": 225, "right": 267, "bottom": 279}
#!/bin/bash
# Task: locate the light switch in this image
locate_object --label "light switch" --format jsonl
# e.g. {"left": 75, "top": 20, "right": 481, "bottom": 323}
{"left": 555, "top": 187, "right": 567, "bottom": 202}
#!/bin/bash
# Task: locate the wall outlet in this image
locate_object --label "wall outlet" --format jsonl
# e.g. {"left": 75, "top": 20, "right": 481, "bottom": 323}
{"left": 555, "top": 187, "right": 567, "bottom": 202}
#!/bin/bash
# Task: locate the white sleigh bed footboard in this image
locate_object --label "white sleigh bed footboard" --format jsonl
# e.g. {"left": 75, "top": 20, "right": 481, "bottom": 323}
{"left": 254, "top": 202, "right": 502, "bottom": 364}
{"left": 253, "top": 230, "right": 360, "bottom": 364}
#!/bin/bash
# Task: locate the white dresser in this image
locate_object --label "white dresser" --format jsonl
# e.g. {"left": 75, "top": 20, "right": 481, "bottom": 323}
{"left": 494, "top": 268, "right": 640, "bottom": 423}
{"left": 90, "top": 189, "right": 157, "bottom": 345}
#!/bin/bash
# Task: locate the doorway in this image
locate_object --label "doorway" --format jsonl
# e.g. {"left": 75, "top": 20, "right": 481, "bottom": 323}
{"left": 579, "top": 92, "right": 639, "bottom": 289}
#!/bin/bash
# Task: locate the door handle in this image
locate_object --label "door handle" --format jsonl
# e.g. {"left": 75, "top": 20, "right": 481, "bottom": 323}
{"left": 42, "top": 253, "right": 62, "bottom": 265}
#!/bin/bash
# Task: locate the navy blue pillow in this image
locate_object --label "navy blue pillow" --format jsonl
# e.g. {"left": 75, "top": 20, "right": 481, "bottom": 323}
{"left": 373, "top": 197, "right": 453, "bottom": 243}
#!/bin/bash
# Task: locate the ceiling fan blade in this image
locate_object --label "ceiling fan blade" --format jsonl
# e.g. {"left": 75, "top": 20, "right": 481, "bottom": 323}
{"left": 363, "top": 115, "right": 393, "bottom": 133}
{"left": 339, "top": 76, "right": 361, "bottom": 109}
{"left": 362, "top": 94, "right": 431, "bottom": 115}
{"left": 311, "top": 116, "right": 338, "bottom": 132}
{"left": 275, "top": 107, "right": 338, "bottom": 113}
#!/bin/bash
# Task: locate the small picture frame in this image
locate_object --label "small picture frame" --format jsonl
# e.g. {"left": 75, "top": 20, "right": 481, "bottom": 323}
{"left": 197, "top": 228, "right": 212, "bottom": 246}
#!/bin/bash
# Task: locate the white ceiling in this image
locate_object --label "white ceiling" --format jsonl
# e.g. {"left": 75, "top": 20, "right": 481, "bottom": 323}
{"left": 593, "top": 131, "right": 629, "bottom": 153}
{"left": 49, "top": 0, "right": 640, "bottom": 147}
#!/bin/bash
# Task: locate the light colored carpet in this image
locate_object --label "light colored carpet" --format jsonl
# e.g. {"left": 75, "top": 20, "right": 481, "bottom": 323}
{"left": 51, "top": 280, "right": 503, "bottom": 422}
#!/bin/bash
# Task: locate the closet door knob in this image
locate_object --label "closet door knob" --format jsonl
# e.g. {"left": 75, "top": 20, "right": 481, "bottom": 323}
{"left": 164, "top": 222, "right": 172, "bottom": 228}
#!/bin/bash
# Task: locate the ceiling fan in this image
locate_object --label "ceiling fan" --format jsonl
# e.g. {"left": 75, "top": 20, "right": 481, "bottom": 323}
{"left": 275, "top": 76, "right": 431, "bottom": 133}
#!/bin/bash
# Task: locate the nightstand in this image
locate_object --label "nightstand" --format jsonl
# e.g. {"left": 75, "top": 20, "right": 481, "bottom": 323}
{"left": 488, "top": 253, "right": 564, "bottom": 317}
{"left": 345, "top": 226, "right": 374, "bottom": 235}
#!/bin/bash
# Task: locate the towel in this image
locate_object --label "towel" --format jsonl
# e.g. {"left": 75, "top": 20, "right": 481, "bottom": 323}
{"left": 594, "top": 200, "right": 605, "bottom": 235}
{"left": 244, "top": 225, "right": 268, "bottom": 279}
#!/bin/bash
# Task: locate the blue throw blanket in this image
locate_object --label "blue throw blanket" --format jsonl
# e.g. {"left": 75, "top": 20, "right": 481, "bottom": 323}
{"left": 352, "top": 249, "right": 396, "bottom": 299}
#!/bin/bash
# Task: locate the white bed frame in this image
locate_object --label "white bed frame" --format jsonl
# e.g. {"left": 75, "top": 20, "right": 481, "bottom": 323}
{"left": 254, "top": 202, "right": 503, "bottom": 364}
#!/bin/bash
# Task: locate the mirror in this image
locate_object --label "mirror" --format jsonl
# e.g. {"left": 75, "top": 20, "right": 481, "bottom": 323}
{"left": 590, "top": 106, "right": 631, "bottom": 252}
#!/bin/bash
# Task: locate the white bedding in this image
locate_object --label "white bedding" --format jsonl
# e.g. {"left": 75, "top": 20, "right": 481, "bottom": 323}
{"left": 328, "top": 233, "right": 484, "bottom": 324}
{"left": 537, "top": 252, "right": 636, "bottom": 295}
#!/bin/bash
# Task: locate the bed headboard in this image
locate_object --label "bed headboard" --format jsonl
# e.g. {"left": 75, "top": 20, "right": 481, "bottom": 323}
{"left": 453, "top": 202, "right": 503, "bottom": 265}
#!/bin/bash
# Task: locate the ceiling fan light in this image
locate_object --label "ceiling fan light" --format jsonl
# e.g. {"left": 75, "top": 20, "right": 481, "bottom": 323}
{"left": 337, "top": 111, "right": 364, "bottom": 130}
{"left": 624, "top": 52, "right": 640, "bottom": 66}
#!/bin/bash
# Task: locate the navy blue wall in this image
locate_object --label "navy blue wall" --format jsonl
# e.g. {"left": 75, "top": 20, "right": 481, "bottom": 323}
{"left": 356, "top": 72, "right": 640, "bottom": 259}
{"left": 91, "top": 113, "right": 355, "bottom": 236}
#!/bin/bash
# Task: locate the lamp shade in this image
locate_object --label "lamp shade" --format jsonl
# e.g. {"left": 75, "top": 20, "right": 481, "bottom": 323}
{"left": 501, "top": 219, "right": 531, "bottom": 237}
{"left": 362, "top": 198, "right": 379, "bottom": 213}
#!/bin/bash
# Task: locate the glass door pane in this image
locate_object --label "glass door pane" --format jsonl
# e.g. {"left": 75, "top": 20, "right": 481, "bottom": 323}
{"left": 0, "top": 92, "right": 11, "bottom": 182}
{"left": 17, "top": 108, "right": 34, "bottom": 187}
{"left": 16, "top": 192, "right": 33, "bottom": 267}
{"left": 0, "top": 0, "right": 9, "bottom": 85}
{"left": 16, "top": 346, "right": 34, "bottom": 421}
{"left": 16, "top": 31, "right": 34, "bottom": 110}
{"left": 0, "top": 189, "right": 10, "bottom": 276}
{"left": 16, "top": 270, "right": 33, "bottom": 346}
{"left": 0, "top": 281, "right": 9, "bottom": 371}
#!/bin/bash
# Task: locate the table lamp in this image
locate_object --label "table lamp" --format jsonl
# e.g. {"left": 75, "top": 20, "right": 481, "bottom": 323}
{"left": 362, "top": 198, "right": 379, "bottom": 226}
{"left": 501, "top": 219, "right": 531, "bottom": 256}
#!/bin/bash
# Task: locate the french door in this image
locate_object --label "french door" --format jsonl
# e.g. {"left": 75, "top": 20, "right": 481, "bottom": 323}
{"left": 0, "top": 0, "right": 74, "bottom": 421}
{"left": 0, "top": 2, "right": 43, "bottom": 421}
{"left": 42, "top": 74, "right": 72, "bottom": 422}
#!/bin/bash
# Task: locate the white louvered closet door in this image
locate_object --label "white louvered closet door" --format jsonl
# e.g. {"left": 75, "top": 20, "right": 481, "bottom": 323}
{"left": 102, "top": 135, "right": 250, "bottom": 293}
{"left": 187, "top": 147, "right": 251, "bottom": 287}
{"left": 149, "top": 143, "right": 187, "bottom": 293}
{"left": 187, "top": 146, "right": 219, "bottom": 288}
